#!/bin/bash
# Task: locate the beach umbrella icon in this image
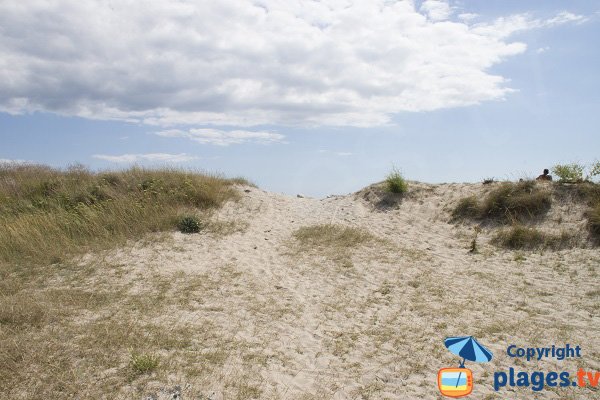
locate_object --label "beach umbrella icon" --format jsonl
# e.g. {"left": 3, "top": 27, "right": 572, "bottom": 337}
{"left": 444, "top": 336, "right": 493, "bottom": 367}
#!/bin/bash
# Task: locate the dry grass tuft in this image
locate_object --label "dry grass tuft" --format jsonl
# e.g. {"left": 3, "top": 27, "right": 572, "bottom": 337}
{"left": 293, "top": 223, "right": 375, "bottom": 248}
{"left": 452, "top": 181, "right": 551, "bottom": 223}
{"left": 291, "top": 224, "right": 382, "bottom": 267}
{"left": 492, "top": 225, "right": 577, "bottom": 250}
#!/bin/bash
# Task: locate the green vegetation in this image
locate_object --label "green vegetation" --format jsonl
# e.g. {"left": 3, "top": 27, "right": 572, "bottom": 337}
{"left": 385, "top": 167, "right": 408, "bottom": 194}
{"left": 452, "top": 181, "right": 551, "bottom": 223}
{"left": 177, "top": 215, "right": 203, "bottom": 234}
{"left": 129, "top": 351, "right": 160, "bottom": 375}
{"left": 492, "top": 225, "right": 575, "bottom": 250}
{"left": 553, "top": 161, "right": 600, "bottom": 183}
{"left": 0, "top": 164, "right": 241, "bottom": 266}
{"left": 552, "top": 163, "right": 584, "bottom": 183}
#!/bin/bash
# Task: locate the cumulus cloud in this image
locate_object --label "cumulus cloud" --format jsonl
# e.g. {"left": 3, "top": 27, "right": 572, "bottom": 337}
{"left": 0, "top": 1, "right": 588, "bottom": 128}
{"left": 156, "top": 129, "right": 285, "bottom": 146}
{"left": 93, "top": 153, "right": 198, "bottom": 163}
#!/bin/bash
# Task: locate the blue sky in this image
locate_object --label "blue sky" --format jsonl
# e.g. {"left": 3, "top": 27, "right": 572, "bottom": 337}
{"left": 1, "top": 0, "right": 599, "bottom": 197}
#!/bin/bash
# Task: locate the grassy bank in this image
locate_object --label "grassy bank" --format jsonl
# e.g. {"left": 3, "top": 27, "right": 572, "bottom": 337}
{"left": 0, "top": 164, "right": 244, "bottom": 267}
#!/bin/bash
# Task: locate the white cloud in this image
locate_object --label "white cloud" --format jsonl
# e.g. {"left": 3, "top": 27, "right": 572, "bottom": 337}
{"left": 92, "top": 153, "right": 198, "bottom": 163}
{"left": 317, "top": 150, "right": 353, "bottom": 156}
{"left": 536, "top": 46, "right": 550, "bottom": 54}
{"left": 458, "top": 13, "right": 479, "bottom": 22}
{"left": 156, "top": 129, "right": 284, "bottom": 146}
{"left": 0, "top": 2, "right": 588, "bottom": 128}
{"left": 420, "top": 1, "right": 452, "bottom": 21}
{"left": 0, "top": 158, "right": 29, "bottom": 164}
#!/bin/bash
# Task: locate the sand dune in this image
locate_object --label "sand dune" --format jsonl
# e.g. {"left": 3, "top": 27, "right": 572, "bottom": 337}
{"left": 88, "top": 182, "right": 599, "bottom": 399}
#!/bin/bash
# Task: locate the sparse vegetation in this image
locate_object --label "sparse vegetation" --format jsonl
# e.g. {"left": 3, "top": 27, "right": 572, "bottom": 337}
{"left": 293, "top": 224, "right": 375, "bottom": 248}
{"left": 469, "top": 226, "right": 482, "bottom": 253}
{"left": 385, "top": 167, "right": 408, "bottom": 194}
{"left": 452, "top": 181, "right": 551, "bottom": 223}
{"left": 492, "top": 225, "right": 576, "bottom": 250}
{"left": 588, "top": 202, "right": 600, "bottom": 240}
{"left": 452, "top": 196, "right": 479, "bottom": 220}
{"left": 291, "top": 224, "right": 382, "bottom": 267}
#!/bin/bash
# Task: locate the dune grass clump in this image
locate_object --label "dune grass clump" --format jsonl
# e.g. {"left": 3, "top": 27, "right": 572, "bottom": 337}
{"left": 129, "top": 351, "right": 160, "bottom": 375}
{"left": 492, "top": 225, "right": 575, "bottom": 250}
{"left": 0, "top": 163, "right": 241, "bottom": 267}
{"left": 293, "top": 224, "right": 375, "bottom": 249}
{"left": 588, "top": 203, "right": 600, "bottom": 240}
{"left": 451, "top": 196, "right": 479, "bottom": 220}
{"left": 385, "top": 167, "right": 408, "bottom": 194}
{"left": 453, "top": 181, "right": 551, "bottom": 224}
{"left": 177, "top": 216, "right": 202, "bottom": 234}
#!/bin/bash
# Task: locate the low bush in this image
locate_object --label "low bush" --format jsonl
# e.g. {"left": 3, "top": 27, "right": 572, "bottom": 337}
{"left": 552, "top": 163, "right": 584, "bottom": 183}
{"left": 178, "top": 216, "right": 202, "bottom": 234}
{"left": 385, "top": 167, "right": 408, "bottom": 194}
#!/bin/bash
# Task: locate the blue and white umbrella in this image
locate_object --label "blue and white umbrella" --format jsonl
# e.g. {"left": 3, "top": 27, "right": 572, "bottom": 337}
{"left": 444, "top": 336, "right": 493, "bottom": 366}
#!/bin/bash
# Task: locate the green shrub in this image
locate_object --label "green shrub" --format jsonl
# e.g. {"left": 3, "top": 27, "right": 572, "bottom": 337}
{"left": 177, "top": 216, "right": 202, "bottom": 234}
{"left": 385, "top": 167, "right": 408, "bottom": 194}
{"left": 552, "top": 163, "right": 584, "bottom": 183}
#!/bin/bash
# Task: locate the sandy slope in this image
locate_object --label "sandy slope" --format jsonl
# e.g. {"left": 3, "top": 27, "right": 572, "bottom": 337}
{"left": 102, "top": 182, "right": 599, "bottom": 399}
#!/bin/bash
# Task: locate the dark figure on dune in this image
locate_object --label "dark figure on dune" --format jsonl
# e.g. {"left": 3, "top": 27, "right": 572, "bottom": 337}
{"left": 536, "top": 169, "right": 553, "bottom": 181}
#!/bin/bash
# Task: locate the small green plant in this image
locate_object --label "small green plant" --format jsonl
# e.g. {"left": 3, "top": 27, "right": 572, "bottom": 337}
{"left": 469, "top": 226, "right": 482, "bottom": 253}
{"left": 552, "top": 163, "right": 584, "bottom": 183}
{"left": 177, "top": 216, "right": 202, "bottom": 233}
{"left": 129, "top": 351, "right": 160, "bottom": 374}
{"left": 385, "top": 167, "right": 408, "bottom": 194}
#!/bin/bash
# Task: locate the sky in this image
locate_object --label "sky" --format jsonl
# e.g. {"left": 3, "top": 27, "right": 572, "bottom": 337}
{"left": 1, "top": 0, "right": 599, "bottom": 197}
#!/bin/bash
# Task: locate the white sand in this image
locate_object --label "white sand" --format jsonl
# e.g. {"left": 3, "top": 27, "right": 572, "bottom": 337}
{"left": 102, "top": 182, "right": 599, "bottom": 399}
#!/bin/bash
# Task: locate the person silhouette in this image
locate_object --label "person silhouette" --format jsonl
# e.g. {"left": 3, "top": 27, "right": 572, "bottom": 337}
{"left": 536, "top": 169, "right": 553, "bottom": 181}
